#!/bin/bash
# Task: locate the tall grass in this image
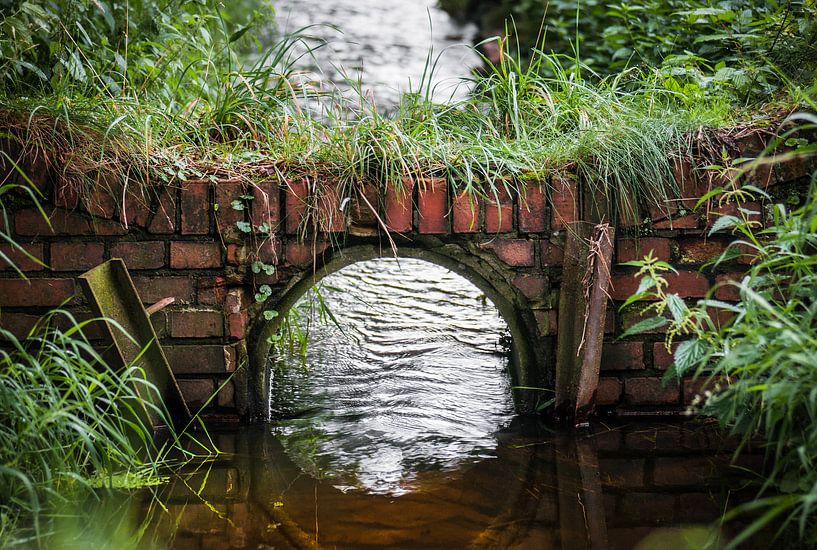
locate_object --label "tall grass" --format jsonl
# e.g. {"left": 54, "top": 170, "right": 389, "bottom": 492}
{"left": 0, "top": 0, "right": 744, "bottom": 224}
{"left": 0, "top": 309, "right": 215, "bottom": 546}
{"left": 622, "top": 105, "right": 817, "bottom": 546}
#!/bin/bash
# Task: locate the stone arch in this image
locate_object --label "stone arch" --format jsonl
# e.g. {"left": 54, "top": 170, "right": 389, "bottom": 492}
{"left": 247, "top": 238, "right": 550, "bottom": 420}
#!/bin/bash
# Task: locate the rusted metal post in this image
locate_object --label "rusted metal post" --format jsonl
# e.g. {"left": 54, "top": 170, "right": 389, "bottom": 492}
{"left": 79, "top": 259, "right": 190, "bottom": 430}
{"left": 554, "top": 222, "right": 615, "bottom": 425}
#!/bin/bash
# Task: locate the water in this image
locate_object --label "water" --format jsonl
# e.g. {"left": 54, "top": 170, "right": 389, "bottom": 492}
{"left": 269, "top": 0, "right": 481, "bottom": 109}
{"left": 122, "top": 421, "right": 764, "bottom": 549}
{"left": 269, "top": 258, "right": 514, "bottom": 496}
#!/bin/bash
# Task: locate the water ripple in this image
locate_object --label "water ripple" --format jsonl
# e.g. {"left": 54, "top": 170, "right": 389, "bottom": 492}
{"left": 268, "top": 258, "right": 514, "bottom": 495}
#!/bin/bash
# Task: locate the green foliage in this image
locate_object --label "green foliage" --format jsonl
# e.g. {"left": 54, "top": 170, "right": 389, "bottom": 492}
{"left": 0, "top": 310, "right": 215, "bottom": 545}
{"left": 448, "top": 0, "right": 817, "bottom": 103}
{"left": 621, "top": 109, "right": 817, "bottom": 545}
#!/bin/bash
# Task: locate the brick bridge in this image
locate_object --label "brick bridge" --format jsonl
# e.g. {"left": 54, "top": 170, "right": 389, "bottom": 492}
{"left": 0, "top": 136, "right": 811, "bottom": 421}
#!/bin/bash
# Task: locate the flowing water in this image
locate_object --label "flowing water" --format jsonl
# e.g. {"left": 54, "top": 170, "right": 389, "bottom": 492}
{"left": 268, "top": 258, "right": 514, "bottom": 496}
{"left": 269, "top": 0, "right": 481, "bottom": 109}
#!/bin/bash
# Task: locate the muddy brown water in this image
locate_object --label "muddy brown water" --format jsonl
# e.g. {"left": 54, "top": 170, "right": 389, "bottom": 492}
{"left": 130, "top": 421, "right": 763, "bottom": 549}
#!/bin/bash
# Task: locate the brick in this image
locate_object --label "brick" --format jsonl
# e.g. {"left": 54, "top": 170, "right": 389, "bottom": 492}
{"left": 485, "top": 186, "right": 513, "bottom": 233}
{"left": 148, "top": 186, "right": 177, "bottom": 234}
{"left": 257, "top": 237, "right": 281, "bottom": 265}
{"left": 540, "top": 240, "right": 564, "bottom": 267}
{"left": 285, "top": 241, "right": 328, "bottom": 267}
{"left": 132, "top": 276, "right": 194, "bottom": 304}
{"left": 534, "top": 309, "right": 557, "bottom": 336}
{"left": 667, "top": 271, "right": 710, "bottom": 298}
{"left": 619, "top": 306, "right": 668, "bottom": 334}
{"left": 652, "top": 342, "right": 680, "bottom": 370}
{"left": 452, "top": 191, "right": 480, "bottom": 233}
{"left": 178, "top": 379, "right": 216, "bottom": 409}
{"left": 519, "top": 185, "right": 547, "bottom": 233}
{"left": 53, "top": 181, "right": 80, "bottom": 210}
{"left": 225, "top": 289, "right": 248, "bottom": 314}
{"left": 653, "top": 457, "right": 717, "bottom": 486}
{"left": 624, "top": 377, "right": 680, "bottom": 406}
{"left": 227, "top": 311, "right": 249, "bottom": 340}
{"left": 83, "top": 185, "right": 118, "bottom": 219}
{"left": 610, "top": 271, "right": 709, "bottom": 301}
{"left": 0, "top": 312, "right": 42, "bottom": 339}
{"left": 385, "top": 178, "right": 414, "bottom": 232}
{"left": 197, "top": 276, "right": 228, "bottom": 306}
{"left": 617, "top": 238, "right": 671, "bottom": 263}
{"left": 512, "top": 274, "right": 548, "bottom": 300}
{"left": 678, "top": 493, "right": 722, "bottom": 523}
{"left": 674, "top": 157, "right": 710, "bottom": 208}
{"left": 0, "top": 278, "right": 75, "bottom": 307}
{"left": 350, "top": 184, "right": 379, "bottom": 229}
{"left": 225, "top": 244, "right": 245, "bottom": 266}
{"left": 617, "top": 204, "right": 645, "bottom": 227}
{"left": 683, "top": 376, "right": 720, "bottom": 405}
{"left": 251, "top": 180, "right": 280, "bottom": 231}
{"left": 315, "top": 182, "right": 346, "bottom": 232}
{"left": 120, "top": 191, "right": 152, "bottom": 228}
{"left": 550, "top": 176, "right": 577, "bottom": 230}
{"left": 110, "top": 241, "right": 166, "bottom": 269}
{"left": 170, "top": 242, "right": 222, "bottom": 269}
{"left": 653, "top": 213, "right": 700, "bottom": 230}
{"left": 16, "top": 209, "right": 91, "bottom": 236}
{"left": 598, "top": 458, "right": 644, "bottom": 488}
{"left": 181, "top": 182, "right": 210, "bottom": 235}
{"left": 745, "top": 161, "right": 775, "bottom": 189}
{"left": 217, "top": 380, "right": 235, "bottom": 408}
{"left": 678, "top": 238, "right": 727, "bottom": 264}
{"left": 777, "top": 155, "right": 811, "bottom": 183}
{"left": 214, "top": 182, "right": 246, "bottom": 236}
{"left": 487, "top": 239, "right": 534, "bottom": 267}
{"left": 164, "top": 345, "right": 232, "bottom": 374}
{"left": 601, "top": 342, "right": 644, "bottom": 371}
{"left": 714, "top": 272, "right": 744, "bottom": 301}
{"left": 285, "top": 179, "right": 309, "bottom": 235}
{"left": 707, "top": 201, "right": 762, "bottom": 231}
{"left": 89, "top": 216, "right": 128, "bottom": 236}
{"left": 170, "top": 309, "right": 224, "bottom": 338}
{"left": 0, "top": 243, "right": 44, "bottom": 271}
{"left": 50, "top": 242, "right": 104, "bottom": 271}
{"left": 620, "top": 493, "right": 675, "bottom": 523}
{"left": 596, "top": 377, "right": 622, "bottom": 406}
{"left": 417, "top": 178, "right": 448, "bottom": 234}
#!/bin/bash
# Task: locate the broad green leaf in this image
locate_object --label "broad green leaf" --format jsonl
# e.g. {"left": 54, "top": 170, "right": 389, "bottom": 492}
{"left": 619, "top": 316, "right": 667, "bottom": 339}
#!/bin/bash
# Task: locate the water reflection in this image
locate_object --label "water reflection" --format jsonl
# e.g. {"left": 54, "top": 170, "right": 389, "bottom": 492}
{"left": 268, "top": 258, "right": 514, "bottom": 495}
{"left": 130, "top": 421, "right": 765, "bottom": 549}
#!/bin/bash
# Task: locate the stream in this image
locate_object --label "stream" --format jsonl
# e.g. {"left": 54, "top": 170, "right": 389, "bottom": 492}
{"left": 120, "top": 2, "right": 763, "bottom": 547}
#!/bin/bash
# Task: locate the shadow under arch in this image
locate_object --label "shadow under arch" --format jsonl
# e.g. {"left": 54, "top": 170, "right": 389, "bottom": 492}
{"left": 248, "top": 242, "right": 548, "bottom": 420}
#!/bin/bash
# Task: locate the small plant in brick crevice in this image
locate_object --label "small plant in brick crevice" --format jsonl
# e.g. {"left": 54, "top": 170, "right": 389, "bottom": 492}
{"left": 621, "top": 123, "right": 817, "bottom": 545}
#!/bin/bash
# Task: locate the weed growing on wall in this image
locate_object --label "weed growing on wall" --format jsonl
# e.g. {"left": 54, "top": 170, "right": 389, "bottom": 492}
{"left": 621, "top": 109, "right": 817, "bottom": 546}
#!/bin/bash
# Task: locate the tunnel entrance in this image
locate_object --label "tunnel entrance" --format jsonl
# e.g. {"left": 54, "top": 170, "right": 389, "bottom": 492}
{"left": 262, "top": 257, "right": 519, "bottom": 495}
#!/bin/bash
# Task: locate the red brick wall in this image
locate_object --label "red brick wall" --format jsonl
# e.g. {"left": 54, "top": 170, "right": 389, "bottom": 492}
{"left": 0, "top": 140, "right": 813, "bottom": 419}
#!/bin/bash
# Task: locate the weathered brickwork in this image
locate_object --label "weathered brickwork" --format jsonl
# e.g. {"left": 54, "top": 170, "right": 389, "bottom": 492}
{"left": 0, "top": 132, "right": 814, "bottom": 420}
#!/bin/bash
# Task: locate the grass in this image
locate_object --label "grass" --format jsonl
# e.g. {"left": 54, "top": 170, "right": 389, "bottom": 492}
{"left": 1, "top": 1, "right": 790, "bottom": 228}
{"left": 0, "top": 309, "right": 219, "bottom": 547}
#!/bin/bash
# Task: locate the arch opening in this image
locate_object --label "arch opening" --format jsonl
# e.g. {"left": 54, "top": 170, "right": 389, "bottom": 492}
{"left": 248, "top": 245, "right": 548, "bottom": 495}
{"left": 249, "top": 244, "right": 546, "bottom": 422}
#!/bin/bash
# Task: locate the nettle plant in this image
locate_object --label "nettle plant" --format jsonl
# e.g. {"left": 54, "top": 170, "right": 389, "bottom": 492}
{"left": 622, "top": 123, "right": 817, "bottom": 543}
